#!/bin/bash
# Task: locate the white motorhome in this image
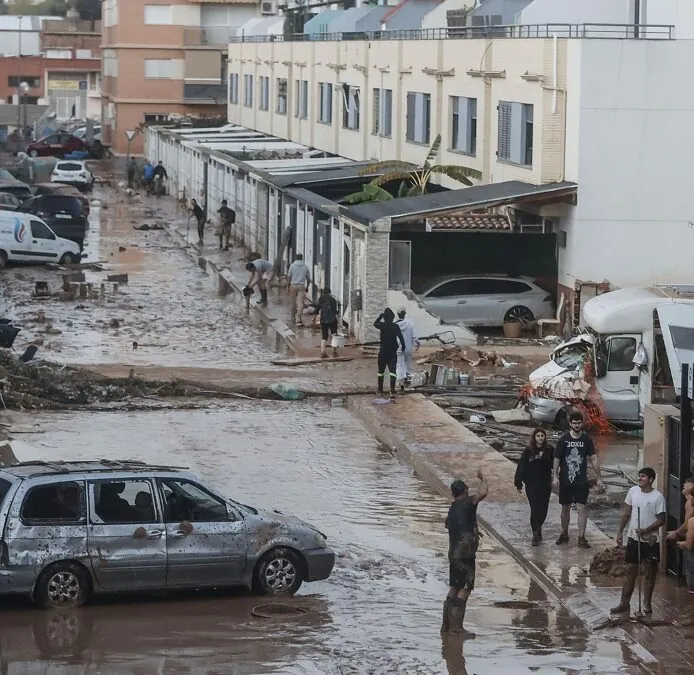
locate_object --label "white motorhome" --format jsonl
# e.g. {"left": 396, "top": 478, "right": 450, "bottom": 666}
{"left": 528, "top": 287, "right": 694, "bottom": 426}
{"left": 0, "top": 211, "right": 81, "bottom": 267}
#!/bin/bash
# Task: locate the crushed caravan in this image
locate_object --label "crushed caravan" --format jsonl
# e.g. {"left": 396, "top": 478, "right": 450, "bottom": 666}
{"left": 527, "top": 286, "right": 694, "bottom": 426}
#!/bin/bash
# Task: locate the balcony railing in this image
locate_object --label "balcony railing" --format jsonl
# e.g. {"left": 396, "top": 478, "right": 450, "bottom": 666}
{"left": 184, "top": 26, "right": 240, "bottom": 47}
{"left": 229, "top": 23, "right": 674, "bottom": 43}
{"left": 184, "top": 83, "right": 228, "bottom": 102}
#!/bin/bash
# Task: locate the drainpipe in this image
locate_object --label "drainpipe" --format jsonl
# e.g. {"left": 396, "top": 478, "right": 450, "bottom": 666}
{"left": 552, "top": 33, "right": 558, "bottom": 115}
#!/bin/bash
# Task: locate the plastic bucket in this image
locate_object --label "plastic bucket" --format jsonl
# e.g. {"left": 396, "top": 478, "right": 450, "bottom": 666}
{"left": 331, "top": 334, "right": 346, "bottom": 349}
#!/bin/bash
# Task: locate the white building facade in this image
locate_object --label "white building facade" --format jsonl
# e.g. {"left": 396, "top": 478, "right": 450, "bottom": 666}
{"left": 225, "top": 7, "right": 694, "bottom": 311}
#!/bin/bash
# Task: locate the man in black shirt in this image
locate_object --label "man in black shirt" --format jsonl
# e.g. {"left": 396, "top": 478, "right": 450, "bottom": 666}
{"left": 153, "top": 161, "right": 168, "bottom": 180}
{"left": 373, "top": 308, "right": 405, "bottom": 396}
{"left": 217, "top": 200, "right": 235, "bottom": 251}
{"left": 442, "top": 471, "right": 488, "bottom": 638}
{"left": 553, "top": 411, "right": 603, "bottom": 548}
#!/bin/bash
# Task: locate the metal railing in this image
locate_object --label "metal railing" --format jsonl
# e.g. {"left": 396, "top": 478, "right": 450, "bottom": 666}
{"left": 230, "top": 23, "right": 674, "bottom": 43}
{"left": 183, "top": 83, "right": 228, "bottom": 102}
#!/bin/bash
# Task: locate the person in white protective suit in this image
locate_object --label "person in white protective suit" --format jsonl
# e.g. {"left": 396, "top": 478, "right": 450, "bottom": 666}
{"left": 396, "top": 307, "right": 419, "bottom": 392}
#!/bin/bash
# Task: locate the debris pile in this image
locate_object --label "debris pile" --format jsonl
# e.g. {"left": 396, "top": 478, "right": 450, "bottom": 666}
{"left": 589, "top": 546, "right": 628, "bottom": 577}
{"left": 0, "top": 352, "right": 291, "bottom": 409}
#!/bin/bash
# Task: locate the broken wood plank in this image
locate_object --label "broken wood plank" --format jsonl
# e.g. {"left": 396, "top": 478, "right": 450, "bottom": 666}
{"left": 271, "top": 356, "right": 354, "bottom": 366}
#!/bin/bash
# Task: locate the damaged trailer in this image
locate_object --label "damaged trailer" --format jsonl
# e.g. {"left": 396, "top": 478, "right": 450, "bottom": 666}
{"left": 526, "top": 286, "right": 694, "bottom": 427}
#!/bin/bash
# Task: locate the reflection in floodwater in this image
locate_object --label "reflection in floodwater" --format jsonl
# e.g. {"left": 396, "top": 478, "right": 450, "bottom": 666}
{"left": 1, "top": 402, "right": 639, "bottom": 672}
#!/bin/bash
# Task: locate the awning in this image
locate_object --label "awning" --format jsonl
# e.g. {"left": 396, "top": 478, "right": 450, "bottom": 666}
{"left": 426, "top": 213, "right": 512, "bottom": 232}
{"left": 343, "top": 180, "right": 577, "bottom": 225}
{"left": 657, "top": 304, "right": 694, "bottom": 395}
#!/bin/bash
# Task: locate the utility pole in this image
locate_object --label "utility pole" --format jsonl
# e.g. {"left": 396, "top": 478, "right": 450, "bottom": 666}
{"left": 16, "top": 15, "right": 22, "bottom": 150}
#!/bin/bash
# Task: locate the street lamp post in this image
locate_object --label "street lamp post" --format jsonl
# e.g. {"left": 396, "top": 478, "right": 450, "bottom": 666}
{"left": 19, "top": 82, "right": 30, "bottom": 147}
{"left": 16, "top": 15, "right": 22, "bottom": 151}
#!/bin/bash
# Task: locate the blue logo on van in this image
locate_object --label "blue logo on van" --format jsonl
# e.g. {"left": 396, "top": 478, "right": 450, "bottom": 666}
{"left": 13, "top": 219, "right": 26, "bottom": 243}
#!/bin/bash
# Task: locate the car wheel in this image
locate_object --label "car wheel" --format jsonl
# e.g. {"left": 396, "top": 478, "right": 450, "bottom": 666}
{"left": 35, "top": 562, "right": 89, "bottom": 609}
{"left": 253, "top": 548, "right": 304, "bottom": 596}
{"left": 29, "top": 150, "right": 38, "bottom": 157}
{"left": 60, "top": 252, "right": 77, "bottom": 265}
{"left": 0, "top": 250, "right": 7, "bottom": 269}
{"left": 504, "top": 306, "right": 535, "bottom": 324}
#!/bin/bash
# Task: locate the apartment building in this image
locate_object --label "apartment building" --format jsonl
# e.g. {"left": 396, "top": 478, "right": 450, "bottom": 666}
{"left": 101, "top": 0, "right": 263, "bottom": 155}
{"left": 0, "top": 16, "right": 101, "bottom": 123}
{"left": 226, "top": 1, "right": 694, "bottom": 312}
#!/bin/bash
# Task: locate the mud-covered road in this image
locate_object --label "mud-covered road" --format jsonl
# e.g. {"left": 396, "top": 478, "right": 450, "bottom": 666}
{"left": 2, "top": 402, "right": 637, "bottom": 674}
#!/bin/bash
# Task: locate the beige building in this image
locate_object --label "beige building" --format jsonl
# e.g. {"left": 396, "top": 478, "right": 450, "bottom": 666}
{"left": 102, "top": 0, "right": 261, "bottom": 155}
{"left": 226, "top": 36, "right": 568, "bottom": 187}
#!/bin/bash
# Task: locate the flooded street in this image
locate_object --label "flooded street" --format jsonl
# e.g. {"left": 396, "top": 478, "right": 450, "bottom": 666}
{"left": 2, "top": 402, "right": 635, "bottom": 674}
{"left": 1, "top": 188, "right": 282, "bottom": 368}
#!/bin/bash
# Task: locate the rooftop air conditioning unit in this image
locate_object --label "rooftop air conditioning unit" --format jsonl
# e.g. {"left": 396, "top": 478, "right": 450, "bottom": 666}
{"left": 261, "top": 0, "right": 277, "bottom": 15}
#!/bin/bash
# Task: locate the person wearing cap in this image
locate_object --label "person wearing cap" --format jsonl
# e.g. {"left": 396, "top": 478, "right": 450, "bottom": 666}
{"left": 442, "top": 471, "right": 488, "bottom": 637}
{"left": 611, "top": 467, "right": 666, "bottom": 615}
{"left": 395, "top": 307, "right": 419, "bottom": 393}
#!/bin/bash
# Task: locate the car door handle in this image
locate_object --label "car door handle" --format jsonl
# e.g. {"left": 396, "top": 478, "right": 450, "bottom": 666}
{"left": 171, "top": 529, "right": 187, "bottom": 538}
{"left": 457, "top": 300, "right": 467, "bottom": 305}
{"left": 32, "top": 240, "right": 38, "bottom": 243}
{"left": 146, "top": 529, "right": 163, "bottom": 539}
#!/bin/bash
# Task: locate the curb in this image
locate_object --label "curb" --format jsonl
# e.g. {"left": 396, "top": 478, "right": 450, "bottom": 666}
{"left": 347, "top": 394, "right": 658, "bottom": 666}
{"left": 165, "top": 223, "right": 298, "bottom": 354}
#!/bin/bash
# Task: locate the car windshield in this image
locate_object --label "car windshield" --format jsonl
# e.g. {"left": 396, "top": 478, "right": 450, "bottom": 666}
{"left": 553, "top": 344, "right": 589, "bottom": 369}
{"left": 0, "top": 169, "right": 14, "bottom": 180}
{"left": 41, "top": 196, "right": 82, "bottom": 215}
{"left": 0, "top": 185, "right": 31, "bottom": 198}
{"left": 57, "top": 163, "right": 83, "bottom": 172}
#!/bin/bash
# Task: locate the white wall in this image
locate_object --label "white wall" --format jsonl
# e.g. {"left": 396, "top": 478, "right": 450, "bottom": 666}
{"left": 559, "top": 38, "right": 694, "bottom": 290}
{"left": 519, "top": 0, "right": 632, "bottom": 25}
{"left": 646, "top": 0, "right": 694, "bottom": 38}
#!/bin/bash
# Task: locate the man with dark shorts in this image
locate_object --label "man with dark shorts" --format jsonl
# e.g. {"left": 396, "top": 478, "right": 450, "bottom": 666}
{"left": 442, "top": 471, "right": 488, "bottom": 637}
{"left": 553, "top": 411, "right": 603, "bottom": 548}
{"left": 611, "top": 467, "right": 666, "bottom": 615}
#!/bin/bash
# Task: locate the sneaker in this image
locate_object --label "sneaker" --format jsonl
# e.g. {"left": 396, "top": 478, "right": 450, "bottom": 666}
{"left": 555, "top": 533, "right": 569, "bottom": 545}
{"left": 577, "top": 536, "right": 591, "bottom": 549}
{"left": 531, "top": 532, "right": 541, "bottom": 546}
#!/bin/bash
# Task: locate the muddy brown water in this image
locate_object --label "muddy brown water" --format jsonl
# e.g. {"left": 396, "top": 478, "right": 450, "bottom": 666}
{"left": 1, "top": 401, "right": 640, "bottom": 673}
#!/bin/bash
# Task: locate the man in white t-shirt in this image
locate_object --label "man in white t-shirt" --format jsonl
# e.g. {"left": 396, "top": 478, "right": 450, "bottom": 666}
{"left": 611, "top": 467, "right": 666, "bottom": 615}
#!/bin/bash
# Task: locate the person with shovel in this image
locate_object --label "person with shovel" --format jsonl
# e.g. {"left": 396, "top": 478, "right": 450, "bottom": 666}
{"left": 611, "top": 467, "right": 666, "bottom": 616}
{"left": 374, "top": 308, "right": 406, "bottom": 397}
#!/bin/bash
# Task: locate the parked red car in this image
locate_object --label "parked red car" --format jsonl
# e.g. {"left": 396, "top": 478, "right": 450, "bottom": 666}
{"left": 25, "top": 133, "right": 88, "bottom": 159}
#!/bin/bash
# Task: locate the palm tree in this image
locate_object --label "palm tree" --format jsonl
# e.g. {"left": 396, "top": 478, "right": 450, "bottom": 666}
{"left": 343, "top": 135, "right": 481, "bottom": 204}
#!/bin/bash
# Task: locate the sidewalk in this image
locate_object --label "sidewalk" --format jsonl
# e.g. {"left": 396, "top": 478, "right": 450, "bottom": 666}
{"left": 348, "top": 393, "right": 694, "bottom": 672}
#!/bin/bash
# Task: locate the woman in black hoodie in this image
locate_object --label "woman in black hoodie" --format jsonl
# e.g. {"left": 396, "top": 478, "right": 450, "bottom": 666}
{"left": 514, "top": 428, "right": 554, "bottom": 546}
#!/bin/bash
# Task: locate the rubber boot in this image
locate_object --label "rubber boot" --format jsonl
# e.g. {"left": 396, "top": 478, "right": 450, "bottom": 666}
{"left": 389, "top": 376, "right": 397, "bottom": 397}
{"left": 257, "top": 289, "right": 268, "bottom": 306}
{"left": 610, "top": 573, "right": 635, "bottom": 614}
{"left": 377, "top": 376, "right": 384, "bottom": 394}
{"left": 531, "top": 531, "right": 540, "bottom": 546}
{"left": 321, "top": 340, "right": 328, "bottom": 358}
{"left": 447, "top": 597, "right": 475, "bottom": 638}
{"left": 441, "top": 598, "right": 451, "bottom": 633}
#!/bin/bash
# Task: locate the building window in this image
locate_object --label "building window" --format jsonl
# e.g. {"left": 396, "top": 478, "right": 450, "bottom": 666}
{"left": 318, "top": 82, "right": 332, "bottom": 124}
{"left": 244, "top": 74, "right": 253, "bottom": 107}
{"left": 259, "top": 76, "right": 270, "bottom": 111}
{"left": 46, "top": 49, "right": 73, "bottom": 59}
{"left": 8, "top": 76, "right": 41, "bottom": 88}
{"left": 498, "top": 101, "right": 533, "bottom": 166}
{"left": 276, "top": 78, "right": 287, "bottom": 114}
{"left": 144, "top": 59, "right": 176, "bottom": 79}
{"left": 144, "top": 4, "right": 172, "bottom": 24}
{"left": 229, "top": 73, "right": 239, "bottom": 104}
{"left": 406, "top": 91, "right": 431, "bottom": 144}
{"left": 294, "top": 79, "right": 308, "bottom": 119}
{"left": 341, "top": 84, "right": 360, "bottom": 131}
{"left": 75, "top": 49, "right": 93, "bottom": 59}
{"left": 372, "top": 87, "right": 392, "bottom": 137}
{"left": 451, "top": 96, "right": 477, "bottom": 155}
{"left": 89, "top": 72, "right": 101, "bottom": 91}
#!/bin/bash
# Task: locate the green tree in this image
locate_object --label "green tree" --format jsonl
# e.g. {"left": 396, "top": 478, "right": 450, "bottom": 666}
{"left": 343, "top": 134, "right": 481, "bottom": 204}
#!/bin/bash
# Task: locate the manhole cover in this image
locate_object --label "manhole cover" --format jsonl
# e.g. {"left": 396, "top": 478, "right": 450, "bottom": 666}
{"left": 493, "top": 600, "right": 540, "bottom": 610}
{"left": 251, "top": 603, "right": 312, "bottom": 619}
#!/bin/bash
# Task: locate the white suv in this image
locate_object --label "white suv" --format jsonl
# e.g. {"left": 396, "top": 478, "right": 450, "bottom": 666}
{"left": 51, "top": 161, "right": 94, "bottom": 192}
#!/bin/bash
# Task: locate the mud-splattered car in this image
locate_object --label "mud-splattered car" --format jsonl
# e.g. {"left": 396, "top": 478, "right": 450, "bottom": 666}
{"left": 0, "top": 460, "right": 334, "bottom": 609}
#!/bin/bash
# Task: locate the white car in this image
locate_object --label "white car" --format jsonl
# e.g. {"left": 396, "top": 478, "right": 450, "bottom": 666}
{"left": 51, "top": 160, "right": 94, "bottom": 192}
{"left": 417, "top": 275, "right": 554, "bottom": 327}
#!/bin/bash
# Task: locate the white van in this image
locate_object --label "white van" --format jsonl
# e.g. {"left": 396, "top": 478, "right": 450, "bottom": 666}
{"left": 0, "top": 211, "right": 81, "bottom": 268}
{"left": 527, "top": 286, "right": 694, "bottom": 426}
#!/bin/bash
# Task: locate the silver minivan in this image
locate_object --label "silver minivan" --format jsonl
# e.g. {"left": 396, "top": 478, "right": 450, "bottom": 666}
{"left": 0, "top": 460, "right": 335, "bottom": 609}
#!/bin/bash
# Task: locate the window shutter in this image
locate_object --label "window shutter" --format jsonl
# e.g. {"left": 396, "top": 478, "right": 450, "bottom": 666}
{"left": 498, "top": 101, "right": 512, "bottom": 160}
{"left": 372, "top": 88, "right": 381, "bottom": 135}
